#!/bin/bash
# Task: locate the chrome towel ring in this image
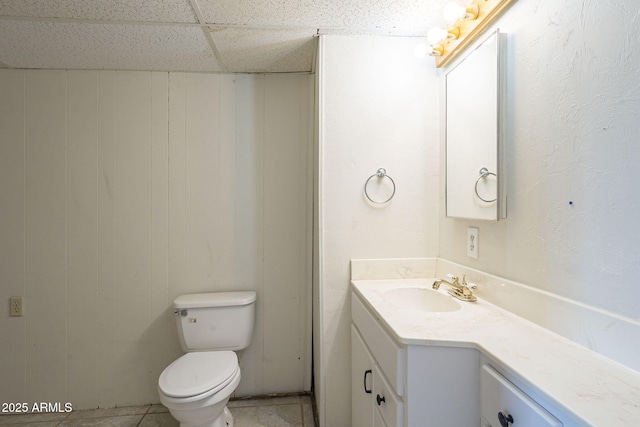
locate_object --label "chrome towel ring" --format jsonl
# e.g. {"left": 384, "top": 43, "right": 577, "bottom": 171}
{"left": 474, "top": 167, "right": 497, "bottom": 203}
{"left": 364, "top": 168, "right": 396, "bottom": 204}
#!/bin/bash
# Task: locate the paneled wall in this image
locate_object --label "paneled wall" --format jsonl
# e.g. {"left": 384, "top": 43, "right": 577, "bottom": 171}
{"left": 0, "top": 70, "right": 312, "bottom": 409}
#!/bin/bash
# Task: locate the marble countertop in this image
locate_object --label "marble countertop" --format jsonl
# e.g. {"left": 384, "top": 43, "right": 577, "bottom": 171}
{"left": 351, "top": 278, "right": 640, "bottom": 427}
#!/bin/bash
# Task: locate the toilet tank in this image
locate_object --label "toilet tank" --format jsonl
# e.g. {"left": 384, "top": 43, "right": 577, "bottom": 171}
{"left": 173, "top": 291, "right": 256, "bottom": 352}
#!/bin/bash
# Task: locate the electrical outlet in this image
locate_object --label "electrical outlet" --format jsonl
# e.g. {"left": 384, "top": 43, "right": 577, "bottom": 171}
{"left": 467, "top": 227, "right": 479, "bottom": 259}
{"left": 10, "top": 296, "right": 23, "bottom": 317}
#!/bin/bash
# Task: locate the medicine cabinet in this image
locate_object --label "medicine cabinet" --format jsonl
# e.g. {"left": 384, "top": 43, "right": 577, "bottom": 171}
{"left": 445, "top": 30, "right": 506, "bottom": 220}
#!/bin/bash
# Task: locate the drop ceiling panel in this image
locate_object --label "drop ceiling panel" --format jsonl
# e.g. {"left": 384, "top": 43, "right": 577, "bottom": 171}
{"left": 0, "top": 20, "right": 222, "bottom": 71}
{"left": 0, "top": 0, "right": 450, "bottom": 72}
{"left": 0, "top": 0, "right": 198, "bottom": 23}
{"left": 198, "top": 0, "right": 340, "bottom": 27}
{"left": 317, "top": 27, "right": 428, "bottom": 37}
{"left": 198, "top": 0, "right": 440, "bottom": 30}
{"left": 211, "top": 27, "right": 316, "bottom": 73}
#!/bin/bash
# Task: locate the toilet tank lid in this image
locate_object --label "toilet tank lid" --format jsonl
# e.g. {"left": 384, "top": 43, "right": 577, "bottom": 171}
{"left": 173, "top": 291, "right": 256, "bottom": 309}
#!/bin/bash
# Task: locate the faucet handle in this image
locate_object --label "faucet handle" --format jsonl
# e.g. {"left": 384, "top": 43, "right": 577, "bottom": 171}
{"left": 461, "top": 279, "right": 477, "bottom": 298}
{"left": 446, "top": 273, "right": 459, "bottom": 284}
{"left": 460, "top": 275, "right": 477, "bottom": 289}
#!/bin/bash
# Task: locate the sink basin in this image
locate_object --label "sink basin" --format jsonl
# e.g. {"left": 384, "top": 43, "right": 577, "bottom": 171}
{"left": 383, "top": 287, "right": 461, "bottom": 313}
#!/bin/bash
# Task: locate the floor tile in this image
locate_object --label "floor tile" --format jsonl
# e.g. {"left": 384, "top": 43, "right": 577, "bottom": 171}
{"left": 301, "top": 403, "right": 314, "bottom": 427}
{"left": 146, "top": 405, "right": 169, "bottom": 414}
{"left": 229, "top": 396, "right": 300, "bottom": 409}
{"left": 0, "top": 396, "right": 315, "bottom": 427}
{"left": 58, "top": 414, "right": 143, "bottom": 427}
{"left": 231, "top": 404, "right": 303, "bottom": 427}
{"left": 299, "top": 395, "right": 311, "bottom": 405}
{"left": 138, "top": 413, "right": 179, "bottom": 427}
{"left": 0, "top": 420, "right": 62, "bottom": 427}
{"left": 0, "top": 412, "right": 69, "bottom": 425}
{"left": 66, "top": 406, "right": 149, "bottom": 420}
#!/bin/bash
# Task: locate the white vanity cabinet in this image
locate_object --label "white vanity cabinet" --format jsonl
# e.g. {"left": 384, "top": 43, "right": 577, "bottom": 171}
{"left": 480, "top": 364, "right": 563, "bottom": 427}
{"left": 351, "top": 292, "right": 405, "bottom": 427}
{"left": 351, "top": 277, "right": 638, "bottom": 427}
{"left": 351, "top": 291, "right": 479, "bottom": 427}
{"left": 351, "top": 323, "right": 406, "bottom": 427}
{"left": 373, "top": 363, "right": 404, "bottom": 426}
{"left": 352, "top": 324, "right": 375, "bottom": 426}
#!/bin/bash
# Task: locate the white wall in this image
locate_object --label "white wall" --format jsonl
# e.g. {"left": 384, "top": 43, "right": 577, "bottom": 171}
{"left": 0, "top": 70, "right": 312, "bottom": 409}
{"left": 315, "top": 35, "right": 441, "bottom": 427}
{"left": 315, "top": 4, "right": 640, "bottom": 423}
{"left": 439, "top": 0, "right": 640, "bottom": 323}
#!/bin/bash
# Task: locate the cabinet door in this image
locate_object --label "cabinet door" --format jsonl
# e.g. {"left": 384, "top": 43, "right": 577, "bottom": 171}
{"left": 373, "top": 364, "right": 404, "bottom": 427}
{"left": 480, "top": 365, "right": 562, "bottom": 427}
{"left": 374, "top": 405, "right": 388, "bottom": 427}
{"left": 352, "top": 325, "right": 375, "bottom": 427}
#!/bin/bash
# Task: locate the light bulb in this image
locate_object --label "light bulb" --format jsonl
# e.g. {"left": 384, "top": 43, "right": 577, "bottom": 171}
{"left": 414, "top": 43, "right": 430, "bottom": 58}
{"left": 443, "top": 2, "right": 479, "bottom": 22}
{"left": 443, "top": 2, "right": 466, "bottom": 21}
{"left": 427, "top": 27, "right": 460, "bottom": 46}
{"left": 427, "top": 27, "right": 449, "bottom": 45}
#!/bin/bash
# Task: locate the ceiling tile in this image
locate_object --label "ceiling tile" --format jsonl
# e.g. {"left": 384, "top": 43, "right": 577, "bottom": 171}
{"left": 211, "top": 27, "right": 316, "bottom": 73}
{"left": 0, "top": 20, "right": 222, "bottom": 71}
{"left": 198, "top": 0, "right": 444, "bottom": 30}
{"left": 318, "top": 27, "right": 427, "bottom": 37}
{"left": 0, "top": 0, "right": 450, "bottom": 73}
{"left": 0, "top": 0, "right": 197, "bottom": 23}
{"left": 198, "top": 0, "right": 334, "bottom": 27}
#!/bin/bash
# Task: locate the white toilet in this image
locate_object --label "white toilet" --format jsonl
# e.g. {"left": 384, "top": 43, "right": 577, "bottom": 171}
{"left": 158, "top": 291, "right": 257, "bottom": 427}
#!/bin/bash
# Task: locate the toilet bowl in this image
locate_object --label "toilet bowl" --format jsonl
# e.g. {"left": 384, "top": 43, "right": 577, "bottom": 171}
{"left": 159, "top": 352, "right": 241, "bottom": 427}
{"left": 158, "top": 292, "right": 256, "bottom": 427}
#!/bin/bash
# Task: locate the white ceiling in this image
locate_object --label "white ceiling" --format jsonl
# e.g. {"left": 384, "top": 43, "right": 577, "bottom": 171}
{"left": 0, "top": 0, "right": 449, "bottom": 73}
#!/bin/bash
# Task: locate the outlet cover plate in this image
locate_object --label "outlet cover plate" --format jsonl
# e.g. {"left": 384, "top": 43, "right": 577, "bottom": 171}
{"left": 467, "top": 227, "right": 479, "bottom": 259}
{"left": 10, "top": 296, "right": 23, "bottom": 317}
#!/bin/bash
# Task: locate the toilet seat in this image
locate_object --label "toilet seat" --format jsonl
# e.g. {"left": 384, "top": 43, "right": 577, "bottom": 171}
{"left": 159, "top": 351, "right": 239, "bottom": 399}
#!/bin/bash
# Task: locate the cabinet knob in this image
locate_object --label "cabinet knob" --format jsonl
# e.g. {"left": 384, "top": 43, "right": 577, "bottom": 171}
{"left": 498, "top": 411, "right": 514, "bottom": 427}
{"left": 376, "top": 394, "right": 386, "bottom": 406}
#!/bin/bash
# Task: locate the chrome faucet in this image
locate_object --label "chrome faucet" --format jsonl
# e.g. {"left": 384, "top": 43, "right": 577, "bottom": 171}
{"left": 433, "top": 274, "right": 477, "bottom": 302}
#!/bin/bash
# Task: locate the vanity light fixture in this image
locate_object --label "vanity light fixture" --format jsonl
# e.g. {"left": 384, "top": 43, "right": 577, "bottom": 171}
{"left": 429, "top": 0, "right": 516, "bottom": 68}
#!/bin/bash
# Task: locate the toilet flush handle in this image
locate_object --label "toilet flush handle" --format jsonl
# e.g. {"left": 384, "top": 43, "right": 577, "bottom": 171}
{"left": 174, "top": 309, "right": 188, "bottom": 317}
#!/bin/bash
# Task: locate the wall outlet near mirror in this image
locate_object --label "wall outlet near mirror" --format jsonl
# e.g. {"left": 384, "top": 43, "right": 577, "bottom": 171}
{"left": 467, "top": 227, "right": 479, "bottom": 259}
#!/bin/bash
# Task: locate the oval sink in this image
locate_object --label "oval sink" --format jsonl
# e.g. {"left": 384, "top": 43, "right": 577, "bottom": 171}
{"left": 383, "top": 287, "right": 461, "bottom": 313}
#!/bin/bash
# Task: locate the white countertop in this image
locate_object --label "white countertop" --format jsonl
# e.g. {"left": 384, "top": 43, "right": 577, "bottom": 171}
{"left": 351, "top": 278, "right": 640, "bottom": 427}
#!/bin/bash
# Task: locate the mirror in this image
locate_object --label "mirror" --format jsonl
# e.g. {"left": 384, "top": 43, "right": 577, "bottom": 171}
{"left": 445, "top": 30, "right": 506, "bottom": 220}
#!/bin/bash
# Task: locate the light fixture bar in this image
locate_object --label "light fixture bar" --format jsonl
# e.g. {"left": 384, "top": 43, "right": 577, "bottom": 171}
{"left": 435, "top": 0, "right": 516, "bottom": 68}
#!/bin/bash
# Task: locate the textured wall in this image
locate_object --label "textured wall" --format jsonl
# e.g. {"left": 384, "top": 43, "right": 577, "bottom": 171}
{"left": 439, "top": 0, "right": 640, "bottom": 321}
{"left": 315, "top": 35, "right": 440, "bottom": 427}
{"left": 0, "top": 70, "right": 313, "bottom": 409}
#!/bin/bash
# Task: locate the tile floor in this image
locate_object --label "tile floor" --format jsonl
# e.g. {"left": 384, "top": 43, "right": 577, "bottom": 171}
{"left": 0, "top": 395, "right": 316, "bottom": 427}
